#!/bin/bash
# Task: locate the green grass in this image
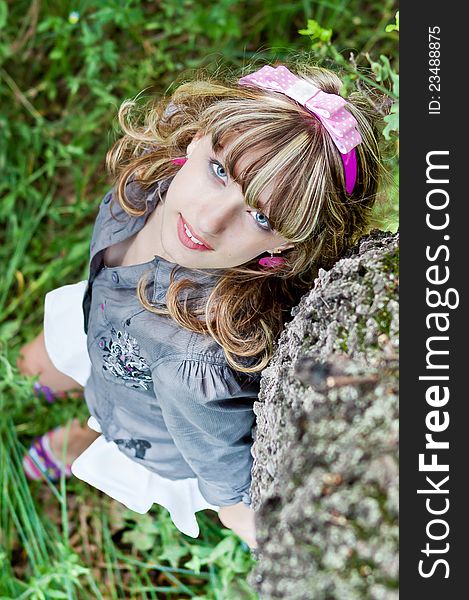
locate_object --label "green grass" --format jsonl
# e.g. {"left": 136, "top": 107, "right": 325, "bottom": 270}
{"left": 0, "top": 407, "right": 258, "bottom": 599}
{"left": 1, "top": 1, "right": 398, "bottom": 596}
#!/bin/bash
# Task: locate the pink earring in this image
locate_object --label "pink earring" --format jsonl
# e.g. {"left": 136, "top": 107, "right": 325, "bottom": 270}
{"left": 172, "top": 156, "right": 187, "bottom": 166}
{"left": 258, "top": 251, "right": 286, "bottom": 269}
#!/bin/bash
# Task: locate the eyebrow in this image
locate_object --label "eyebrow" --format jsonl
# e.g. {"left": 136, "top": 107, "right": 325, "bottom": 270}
{"left": 212, "top": 142, "right": 228, "bottom": 164}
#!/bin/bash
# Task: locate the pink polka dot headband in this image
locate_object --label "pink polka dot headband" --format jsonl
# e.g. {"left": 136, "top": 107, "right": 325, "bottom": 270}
{"left": 238, "top": 65, "right": 362, "bottom": 195}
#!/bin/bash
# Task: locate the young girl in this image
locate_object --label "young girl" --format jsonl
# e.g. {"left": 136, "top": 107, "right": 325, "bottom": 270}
{"left": 18, "top": 62, "right": 383, "bottom": 551}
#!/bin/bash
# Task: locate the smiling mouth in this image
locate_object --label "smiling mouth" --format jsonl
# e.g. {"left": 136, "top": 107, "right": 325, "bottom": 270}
{"left": 177, "top": 215, "right": 214, "bottom": 251}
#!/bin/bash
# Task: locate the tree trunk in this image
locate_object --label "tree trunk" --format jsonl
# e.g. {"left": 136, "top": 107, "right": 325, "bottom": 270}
{"left": 249, "top": 229, "right": 399, "bottom": 600}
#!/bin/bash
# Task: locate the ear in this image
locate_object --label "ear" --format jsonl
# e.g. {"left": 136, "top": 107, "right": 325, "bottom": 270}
{"left": 186, "top": 131, "right": 205, "bottom": 156}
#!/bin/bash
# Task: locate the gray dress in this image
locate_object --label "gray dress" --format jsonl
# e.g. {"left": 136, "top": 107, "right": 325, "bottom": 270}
{"left": 81, "top": 178, "right": 261, "bottom": 508}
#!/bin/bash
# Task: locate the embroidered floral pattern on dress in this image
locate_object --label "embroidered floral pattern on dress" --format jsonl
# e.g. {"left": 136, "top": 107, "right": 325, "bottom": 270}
{"left": 98, "top": 326, "right": 152, "bottom": 390}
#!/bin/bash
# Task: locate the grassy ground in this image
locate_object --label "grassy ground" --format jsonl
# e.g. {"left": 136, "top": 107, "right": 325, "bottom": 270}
{"left": 0, "top": 1, "right": 398, "bottom": 597}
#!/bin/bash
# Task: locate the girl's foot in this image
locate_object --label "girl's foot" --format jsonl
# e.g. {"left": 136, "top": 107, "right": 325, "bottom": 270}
{"left": 17, "top": 330, "right": 84, "bottom": 394}
{"left": 33, "top": 382, "right": 83, "bottom": 404}
{"left": 23, "top": 429, "right": 73, "bottom": 481}
{"left": 49, "top": 419, "right": 100, "bottom": 464}
{"left": 23, "top": 419, "right": 100, "bottom": 481}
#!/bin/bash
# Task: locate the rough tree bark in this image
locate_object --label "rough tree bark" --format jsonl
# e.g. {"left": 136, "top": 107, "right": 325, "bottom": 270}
{"left": 248, "top": 229, "right": 399, "bottom": 600}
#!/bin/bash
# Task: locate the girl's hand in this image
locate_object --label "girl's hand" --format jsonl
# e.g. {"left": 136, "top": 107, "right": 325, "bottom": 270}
{"left": 218, "top": 502, "right": 258, "bottom": 550}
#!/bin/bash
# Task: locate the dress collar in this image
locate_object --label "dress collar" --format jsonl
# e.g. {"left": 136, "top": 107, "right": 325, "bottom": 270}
{"left": 151, "top": 258, "right": 221, "bottom": 304}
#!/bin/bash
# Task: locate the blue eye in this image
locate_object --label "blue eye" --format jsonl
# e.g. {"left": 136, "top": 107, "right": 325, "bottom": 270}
{"left": 209, "top": 159, "right": 228, "bottom": 181}
{"left": 253, "top": 211, "right": 271, "bottom": 231}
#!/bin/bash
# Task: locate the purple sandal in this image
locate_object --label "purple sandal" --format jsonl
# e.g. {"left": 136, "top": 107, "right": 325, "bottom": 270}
{"left": 32, "top": 382, "right": 83, "bottom": 404}
{"left": 33, "top": 382, "right": 58, "bottom": 404}
{"left": 23, "top": 429, "right": 72, "bottom": 481}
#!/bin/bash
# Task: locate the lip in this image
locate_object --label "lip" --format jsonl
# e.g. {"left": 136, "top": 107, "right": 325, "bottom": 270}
{"left": 177, "top": 215, "right": 213, "bottom": 251}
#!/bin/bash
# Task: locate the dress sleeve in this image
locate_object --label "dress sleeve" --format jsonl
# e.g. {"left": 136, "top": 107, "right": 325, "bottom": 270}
{"left": 151, "top": 358, "right": 260, "bottom": 507}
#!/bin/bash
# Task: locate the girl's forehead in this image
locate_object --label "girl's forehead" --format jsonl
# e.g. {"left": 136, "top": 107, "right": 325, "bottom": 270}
{"left": 210, "top": 134, "right": 270, "bottom": 179}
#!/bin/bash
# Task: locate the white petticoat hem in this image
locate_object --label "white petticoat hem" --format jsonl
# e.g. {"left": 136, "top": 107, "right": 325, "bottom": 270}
{"left": 43, "top": 280, "right": 219, "bottom": 538}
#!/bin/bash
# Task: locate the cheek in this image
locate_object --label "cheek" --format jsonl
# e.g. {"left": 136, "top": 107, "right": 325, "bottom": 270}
{"left": 164, "top": 182, "right": 184, "bottom": 209}
{"left": 233, "top": 237, "right": 269, "bottom": 258}
{"left": 169, "top": 168, "right": 203, "bottom": 199}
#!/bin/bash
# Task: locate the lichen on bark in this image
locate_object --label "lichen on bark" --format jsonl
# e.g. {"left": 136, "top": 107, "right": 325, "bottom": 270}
{"left": 248, "top": 230, "right": 399, "bottom": 600}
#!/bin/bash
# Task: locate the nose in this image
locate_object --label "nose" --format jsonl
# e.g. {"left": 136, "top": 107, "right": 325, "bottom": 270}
{"left": 196, "top": 187, "right": 244, "bottom": 236}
